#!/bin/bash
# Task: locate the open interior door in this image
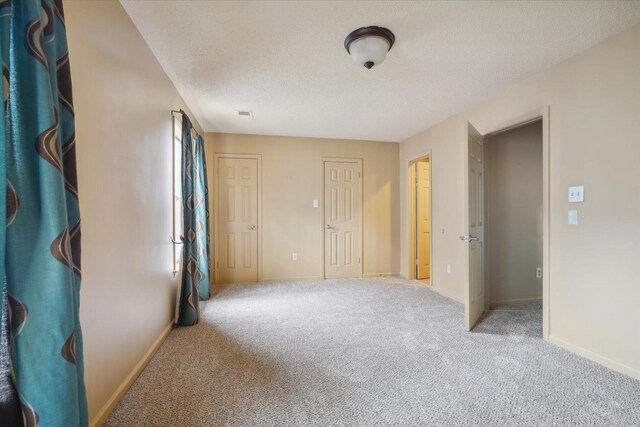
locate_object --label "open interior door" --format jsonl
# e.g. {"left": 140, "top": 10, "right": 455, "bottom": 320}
{"left": 417, "top": 160, "right": 430, "bottom": 279}
{"left": 463, "top": 122, "right": 485, "bottom": 330}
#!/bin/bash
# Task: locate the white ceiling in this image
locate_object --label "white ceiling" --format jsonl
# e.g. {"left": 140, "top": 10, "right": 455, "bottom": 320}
{"left": 121, "top": 1, "right": 640, "bottom": 142}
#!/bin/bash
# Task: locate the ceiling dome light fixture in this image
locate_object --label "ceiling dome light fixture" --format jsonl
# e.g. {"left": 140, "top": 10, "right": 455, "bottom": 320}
{"left": 344, "top": 26, "right": 395, "bottom": 69}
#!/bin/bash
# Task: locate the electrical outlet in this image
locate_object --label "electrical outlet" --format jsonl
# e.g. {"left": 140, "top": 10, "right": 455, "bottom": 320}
{"left": 536, "top": 267, "right": 542, "bottom": 279}
{"left": 292, "top": 252, "right": 298, "bottom": 261}
{"left": 447, "top": 264, "right": 451, "bottom": 273}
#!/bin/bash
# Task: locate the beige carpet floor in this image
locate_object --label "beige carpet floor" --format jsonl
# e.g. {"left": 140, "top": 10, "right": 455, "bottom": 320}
{"left": 106, "top": 277, "right": 640, "bottom": 426}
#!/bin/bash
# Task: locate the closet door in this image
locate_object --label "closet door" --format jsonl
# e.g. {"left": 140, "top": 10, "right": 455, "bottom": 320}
{"left": 218, "top": 157, "right": 258, "bottom": 283}
{"left": 324, "top": 161, "right": 362, "bottom": 279}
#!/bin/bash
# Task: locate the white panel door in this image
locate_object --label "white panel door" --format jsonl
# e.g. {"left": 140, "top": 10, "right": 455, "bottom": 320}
{"left": 218, "top": 158, "right": 258, "bottom": 283}
{"left": 464, "top": 122, "right": 485, "bottom": 330}
{"left": 324, "top": 161, "right": 362, "bottom": 279}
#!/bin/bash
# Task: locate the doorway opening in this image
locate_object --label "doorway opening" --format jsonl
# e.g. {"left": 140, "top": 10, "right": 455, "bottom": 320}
{"left": 408, "top": 155, "right": 431, "bottom": 284}
{"left": 464, "top": 110, "right": 549, "bottom": 340}
{"left": 485, "top": 120, "right": 543, "bottom": 337}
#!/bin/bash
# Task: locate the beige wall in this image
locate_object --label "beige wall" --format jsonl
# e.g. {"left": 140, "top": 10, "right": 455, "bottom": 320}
{"left": 64, "top": 4, "right": 640, "bottom": 420}
{"left": 65, "top": 0, "right": 203, "bottom": 423}
{"left": 208, "top": 133, "right": 400, "bottom": 281}
{"left": 400, "top": 24, "right": 640, "bottom": 378}
{"left": 486, "top": 121, "right": 543, "bottom": 304}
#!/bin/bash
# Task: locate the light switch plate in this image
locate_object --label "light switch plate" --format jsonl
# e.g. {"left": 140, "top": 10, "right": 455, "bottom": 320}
{"left": 568, "top": 186, "right": 584, "bottom": 202}
{"left": 568, "top": 210, "right": 578, "bottom": 225}
{"left": 312, "top": 199, "right": 319, "bottom": 208}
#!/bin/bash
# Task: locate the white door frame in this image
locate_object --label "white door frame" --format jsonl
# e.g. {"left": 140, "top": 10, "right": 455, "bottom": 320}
{"left": 407, "top": 151, "right": 433, "bottom": 283}
{"left": 213, "top": 153, "right": 262, "bottom": 284}
{"left": 464, "top": 106, "right": 550, "bottom": 340}
{"left": 321, "top": 157, "right": 363, "bottom": 279}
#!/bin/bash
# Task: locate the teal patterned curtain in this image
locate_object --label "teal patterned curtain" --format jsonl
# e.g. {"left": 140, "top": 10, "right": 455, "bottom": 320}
{"left": 1, "top": 0, "right": 88, "bottom": 426}
{"left": 177, "top": 116, "right": 211, "bottom": 326}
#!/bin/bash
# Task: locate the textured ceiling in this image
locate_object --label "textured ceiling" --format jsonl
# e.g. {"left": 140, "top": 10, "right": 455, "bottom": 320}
{"left": 121, "top": 1, "right": 640, "bottom": 142}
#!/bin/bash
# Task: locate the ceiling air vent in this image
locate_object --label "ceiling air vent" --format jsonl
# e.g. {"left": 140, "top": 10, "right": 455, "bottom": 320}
{"left": 237, "top": 110, "right": 253, "bottom": 119}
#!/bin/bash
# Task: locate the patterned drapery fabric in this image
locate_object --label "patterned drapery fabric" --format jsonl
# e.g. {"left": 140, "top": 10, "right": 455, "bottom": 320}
{"left": 177, "top": 116, "right": 211, "bottom": 326}
{"left": 1, "top": 0, "right": 88, "bottom": 426}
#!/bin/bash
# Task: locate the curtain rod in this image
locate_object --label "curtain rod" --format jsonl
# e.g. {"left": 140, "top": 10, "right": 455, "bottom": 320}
{"left": 171, "top": 109, "right": 202, "bottom": 138}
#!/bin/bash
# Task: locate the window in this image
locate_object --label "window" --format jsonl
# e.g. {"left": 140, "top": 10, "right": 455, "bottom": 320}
{"left": 172, "top": 115, "right": 183, "bottom": 275}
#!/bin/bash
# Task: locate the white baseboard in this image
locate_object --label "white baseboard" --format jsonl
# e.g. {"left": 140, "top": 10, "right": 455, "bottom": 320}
{"left": 430, "top": 284, "right": 464, "bottom": 304}
{"left": 362, "top": 273, "right": 400, "bottom": 278}
{"left": 90, "top": 322, "right": 174, "bottom": 427}
{"left": 490, "top": 297, "right": 542, "bottom": 305}
{"left": 214, "top": 274, "right": 401, "bottom": 283}
{"left": 258, "top": 275, "right": 323, "bottom": 282}
{"left": 548, "top": 335, "right": 640, "bottom": 381}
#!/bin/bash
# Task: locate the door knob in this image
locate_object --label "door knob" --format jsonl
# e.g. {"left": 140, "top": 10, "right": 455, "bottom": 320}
{"left": 459, "top": 235, "right": 479, "bottom": 242}
{"left": 326, "top": 224, "right": 336, "bottom": 230}
{"left": 248, "top": 225, "right": 256, "bottom": 230}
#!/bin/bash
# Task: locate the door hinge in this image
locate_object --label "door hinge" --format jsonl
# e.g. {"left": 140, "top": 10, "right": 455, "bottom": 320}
{"left": 358, "top": 171, "right": 361, "bottom": 179}
{"left": 415, "top": 258, "right": 419, "bottom": 266}
{"left": 358, "top": 257, "right": 361, "bottom": 264}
